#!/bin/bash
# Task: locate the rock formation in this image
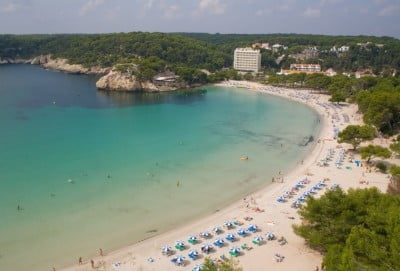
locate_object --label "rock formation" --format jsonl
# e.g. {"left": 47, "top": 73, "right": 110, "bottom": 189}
{"left": 1, "top": 55, "right": 189, "bottom": 92}
{"left": 96, "top": 70, "right": 188, "bottom": 92}
{"left": 96, "top": 70, "right": 142, "bottom": 91}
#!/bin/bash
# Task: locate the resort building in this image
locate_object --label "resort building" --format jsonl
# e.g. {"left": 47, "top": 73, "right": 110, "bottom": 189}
{"left": 278, "top": 64, "right": 324, "bottom": 75}
{"left": 252, "top": 42, "right": 271, "bottom": 50}
{"left": 272, "top": 44, "right": 287, "bottom": 52}
{"left": 233, "top": 48, "right": 261, "bottom": 73}
{"left": 290, "top": 64, "right": 321, "bottom": 73}
{"left": 330, "top": 46, "right": 350, "bottom": 53}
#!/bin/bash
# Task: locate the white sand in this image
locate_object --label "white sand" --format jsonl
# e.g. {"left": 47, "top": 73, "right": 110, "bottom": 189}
{"left": 61, "top": 81, "right": 391, "bottom": 271}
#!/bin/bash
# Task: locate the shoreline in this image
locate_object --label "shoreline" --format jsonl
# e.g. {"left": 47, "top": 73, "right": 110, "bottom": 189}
{"left": 61, "top": 80, "right": 390, "bottom": 271}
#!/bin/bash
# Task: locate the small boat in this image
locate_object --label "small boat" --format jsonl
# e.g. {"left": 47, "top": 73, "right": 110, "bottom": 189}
{"left": 240, "top": 156, "right": 249, "bottom": 161}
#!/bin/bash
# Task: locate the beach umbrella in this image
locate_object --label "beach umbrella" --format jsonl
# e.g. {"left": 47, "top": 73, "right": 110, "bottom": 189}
{"left": 229, "top": 246, "right": 240, "bottom": 257}
{"left": 277, "top": 196, "right": 285, "bottom": 203}
{"left": 213, "top": 226, "right": 222, "bottom": 234}
{"left": 175, "top": 240, "right": 185, "bottom": 250}
{"left": 224, "top": 221, "right": 233, "bottom": 228}
{"left": 188, "top": 249, "right": 199, "bottom": 259}
{"left": 176, "top": 255, "right": 185, "bottom": 264}
{"left": 214, "top": 237, "right": 224, "bottom": 247}
{"left": 248, "top": 224, "right": 258, "bottom": 232}
{"left": 201, "top": 244, "right": 213, "bottom": 253}
{"left": 237, "top": 228, "right": 247, "bottom": 236}
{"left": 283, "top": 191, "right": 290, "bottom": 198}
{"left": 188, "top": 235, "right": 198, "bottom": 244}
{"left": 162, "top": 246, "right": 172, "bottom": 254}
{"left": 175, "top": 240, "right": 185, "bottom": 246}
{"left": 201, "top": 231, "right": 211, "bottom": 238}
{"left": 266, "top": 232, "right": 275, "bottom": 240}
{"left": 192, "top": 264, "right": 204, "bottom": 271}
{"left": 226, "top": 233, "right": 236, "bottom": 241}
{"left": 254, "top": 235, "right": 263, "bottom": 242}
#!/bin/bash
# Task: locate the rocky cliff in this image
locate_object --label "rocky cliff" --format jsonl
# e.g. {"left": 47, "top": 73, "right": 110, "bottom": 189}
{"left": 96, "top": 70, "right": 189, "bottom": 92}
{"left": 1, "top": 55, "right": 188, "bottom": 92}
{"left": 41, "top": 57, "right": 109, "bottom": 75}
{"left": 0, "top": 55, "right": 109, "bottom": 75}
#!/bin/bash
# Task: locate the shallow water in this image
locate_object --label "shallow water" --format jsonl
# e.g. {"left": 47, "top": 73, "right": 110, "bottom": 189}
{"left": 0, "top": 64, "right": 321, "bottom": 271}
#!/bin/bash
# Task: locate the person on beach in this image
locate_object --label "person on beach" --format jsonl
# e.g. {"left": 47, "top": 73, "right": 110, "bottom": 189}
{"left": 90, "top": 259, "right": 95, "bottom": 269}
{"left": 99, "top": 248, "right": 103, "bottom": 256}
{"left": 78, "top": 257, "right": 83, "bottom": 265}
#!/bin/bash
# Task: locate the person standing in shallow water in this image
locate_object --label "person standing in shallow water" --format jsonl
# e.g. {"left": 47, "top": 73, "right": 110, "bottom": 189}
{"left": 78, "top": 257, "right": 83, "bottom": 265}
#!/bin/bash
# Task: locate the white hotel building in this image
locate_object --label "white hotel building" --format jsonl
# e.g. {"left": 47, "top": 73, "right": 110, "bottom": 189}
{"left": 233, "top": 48, "right": 261, "bottom": 73}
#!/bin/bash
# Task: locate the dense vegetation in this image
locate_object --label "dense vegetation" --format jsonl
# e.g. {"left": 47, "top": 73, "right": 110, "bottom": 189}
{"left": 294, "top": 187, "right": 400, "bottom": 271}
{"left": 201, "top": 257, "right": 242, "bottom": 271}
{"left": 268, "top": 74, "right": 400, "bottom": 134}
{"left": 0, "top": 33, "right": 230, "bottom": 69}
{"left": 0, "top": 33, "right": 231, "bottom": 83}
{"left": 1, "top": 33, "right": 400, "bottom": 78}
{"left": 181, "top": 33, "right": 400, "bottom": 73}
{"left": 338, "top": 125, "right": 376, "bottom": 150}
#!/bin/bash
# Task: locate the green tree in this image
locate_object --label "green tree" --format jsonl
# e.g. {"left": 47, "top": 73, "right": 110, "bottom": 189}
{"left": 359, "top": 144, "right": 391, "bottom": 163}
{"left": 243, "top": 72, "right": 254, "bottom": 81}
{"left": 304, "top": 73, "right": 332, "bottom": 90}
{"left": 389, "top": 165, "right": 400, "bottom": 178}
{"left": 337, "top": 125, "right": 375, "bottom": 150}
{"left": 388, "top": 165, "right": 400, "bottom": 195}
{"left": 330, "top": 89, "right": 347, "bottom": 103}
{"left": 294, "top": 188, "right": 400, "bottom": 271}
{"left": 202, "top": 257, "right": 243, "bottom": 271}
{"left": 390, "top": 142, "right": 400, "bottom": 156}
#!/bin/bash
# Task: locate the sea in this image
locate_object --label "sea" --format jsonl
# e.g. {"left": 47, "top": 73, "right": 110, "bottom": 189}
{"left": 0, "top": 64, "right": 321, "bottom": 271}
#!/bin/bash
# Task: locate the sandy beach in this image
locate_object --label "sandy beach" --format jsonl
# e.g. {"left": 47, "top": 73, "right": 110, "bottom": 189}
{"left": 61, "top": 80, "right": 392, "bottom": 271}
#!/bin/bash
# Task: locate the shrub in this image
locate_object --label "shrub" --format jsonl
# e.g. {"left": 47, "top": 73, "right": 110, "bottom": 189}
{"left": 375, "top": 162, "right": 387, "bottom": 173}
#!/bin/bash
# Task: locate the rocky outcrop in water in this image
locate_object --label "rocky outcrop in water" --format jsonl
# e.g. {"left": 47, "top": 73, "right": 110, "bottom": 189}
{"left": 96, "top": 70, "right": 142, "bottom": 91}
{"left": 96, "top": 70, "right": 188, "bottom": 92}
{"left": 1, "top": 55, "right": 188, "bottom": 92}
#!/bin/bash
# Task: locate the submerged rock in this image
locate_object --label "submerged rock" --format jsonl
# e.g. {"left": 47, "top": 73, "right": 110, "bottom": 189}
{"left": 299, "top": 135, "right": 314, "bottom": 146}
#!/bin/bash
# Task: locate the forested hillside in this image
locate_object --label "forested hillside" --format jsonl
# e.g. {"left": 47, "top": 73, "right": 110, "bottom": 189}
{"left": 180, "top": 33, "right": 400, "bottom": 73}
{"left": 1, "top": 32, "right": 400, "bottom": 74}
{"left": 0, "top": 33, "right": 229, "bottom": 71}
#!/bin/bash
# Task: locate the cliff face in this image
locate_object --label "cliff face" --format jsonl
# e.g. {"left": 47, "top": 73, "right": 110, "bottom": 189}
{"left": 0, "top": 55, "right": 109, "bottom": 75}
{"left": 0, "top": 55, "right": 189, "bottom": 92}
{"left": 42, "top": 57, "right": 109, "bottom": 75}
{"left": 0, "top": 57, "right": 31, "bottom": 64}
{"left": 96, "top": 70, "right": 189, "bottom": 92}
{"left": 96, "top": 70, "right": 142, "bottom": 91}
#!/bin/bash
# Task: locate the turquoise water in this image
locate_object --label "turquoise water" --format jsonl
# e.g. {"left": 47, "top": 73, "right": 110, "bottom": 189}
{"left": 0, "top": 65, "right": 321, "bottom": 271}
